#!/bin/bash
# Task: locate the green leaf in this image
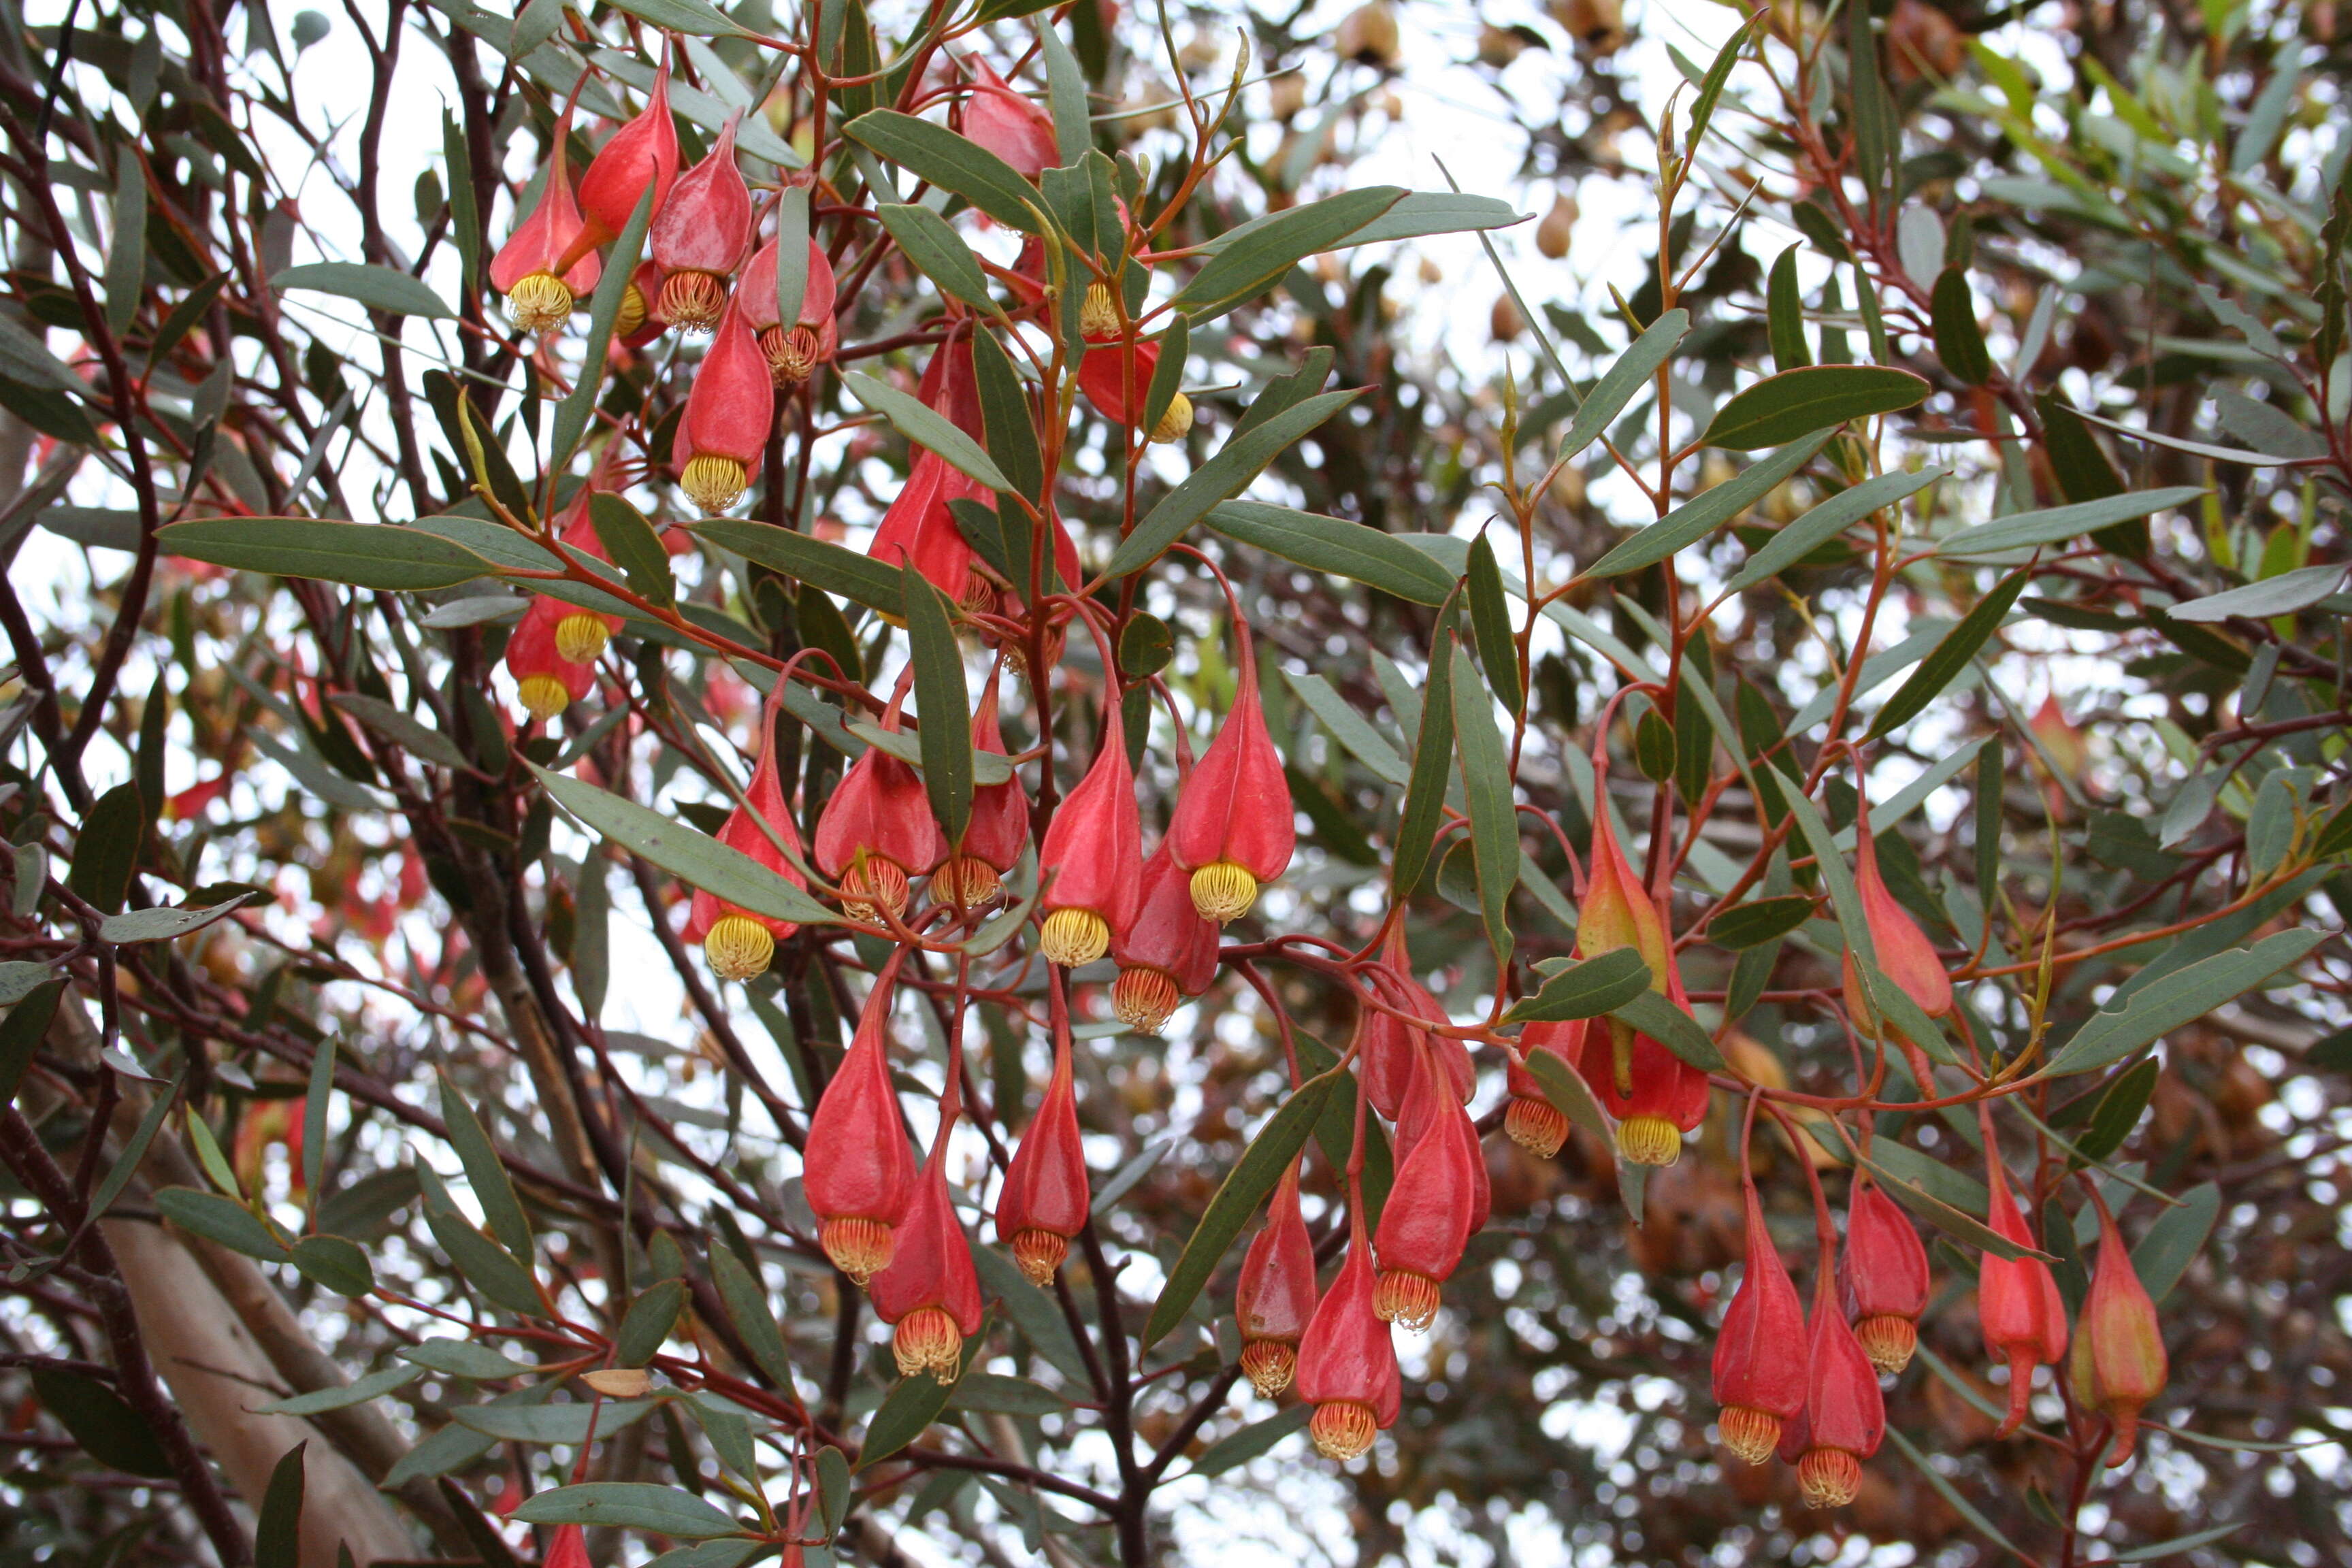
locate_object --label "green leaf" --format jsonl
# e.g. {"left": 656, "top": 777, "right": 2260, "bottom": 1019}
{"left": 1142, "top": 1067, "right": 1346, "bottom": 1348}
{"left": 154, "top": 1186, "right": 288, "bottom": 1260}
{"left": 441, "top": 112, "right": 483, "bottom": 300}
{"left": 399, "top": 1339, "right": 534, "bottom": 1379}
{"left": 1502, "top": 948, "right": 1651, "bottom": 1024}
{"left": 947, "top": 1373, "right": 1069, "bottom": 1418}
{"left": 1390, "top": 609, "right": 1458, "bottom": 897}
{"left": 0, "top": 372, "right": 101, "bottom": 445}
{"left": 859, "top": 1369, "right": 958, "bottom": 1468}
{"left": 1852, "top": 1149, "right": 2045, "bottom": 1261}
{"left": 254, "top": 1441, "right": 306, "bottom": 1568}
{"left": 2116, "top": 1523, "right": 2244, "bottom": 1562}
{"left": 0, "top": 981, "right": 64, "bottom": 1111}
{"left": 706, "top": 1244, "right": 798, "bottom": 1391}
{"left": 32, "top": 1368, "right": 174, "bottom": 1478}
{"left": 97, "top": 896, "right": 251, "bottom": 945}
{"left": 1867, "top": 566, "right": 2029, "bottom": 738}
{"left": 1197, "top": 192, "right": 1520, "bottom": 257}
{"left": 454, "top": 1401, "right": 656, "bottom": 1443}
{"left": 844, "top": 110, "right": 1042, "bottom": 232}
{"left": 158, "top": 517, "right": 493, "bottom": 591}
{"left": 1105, "top": 390, "right": 1359, "bottom": 577}
{"left": 815, "top": 1445, "right": 851, "bottom": 1536}
{"left": 843, "top": 370, "right": 1011, "bottom": 493}
{"left": 69, "top": 783, "right": 144, "bottom": 915}
{"left": 1171, "top": 188, "right": 1404, "bottom": 321}
{"left": 289, "top": 1235, "right": 376, "bottom": 1296}
{"left": 514, "top": 1484, "right": 740, "bottom": 1537}
{"left": 617, "top": 1278, "right": 687, "bottom": 1367}
{"left": 80, "top": 1073, "right": 170, "bottom": 1226}
{"left": 1449, "top": 642, "right": 1517, "bottom": 966}
{"left": 603, "top": 0, "right": 753, "bottom": 35}
{"left": 968, "top": 1245, "right": 1091, "bottom": 1385}
{"left": 1465, "top": 536, "right": 1521, "bottom": 710}
{"left": 1846, "top": 0, "right": 1895, "bottom": 206}
{"left": 330, "top": 693, "right": 474, "bottom": 772}
{"left": 415, "top": 1162, "right": 544, "bottom": 1317}
{"left": 259, "top": 1363, "right": 421, "bottom": 1416}
{"left": 1930, "top": 266, "right": 1991, "bottom": 385}
{"left": 2168, "top": 564, "right": 2345, "bottom": 623}
{"left": 1143, "top": 314, "right": 1189, "bottom": 440}
{"left": 1767, "top": 246, "right": 1810, "bottom": 372}
{"left": 1885, "top": 1429, "right": 2031, "bottom": 1562}
{"left": 1117, "top": 613, "right": 1173, "bottom": 679}
{"left": 875, "top": 204, "right": 998, "bottom": 314}
{"left": 1607, "top": 989, "right": 1726, "bottom": 1073}
{"left": 272, "top": 261, "right": 455, "bottom": 321}
{"left": 902, "top": 566, "right": 973, "bottom": 845}
{"left": 2072, "top": 1058, "right": 2159, "bottom": 1166}
{"left": 1557, "top": 308, "right": 1689, "bottom": 462}
{"left": 437, "top": 1480, "right": 525, "bottom": 1568}
{"left": 1685, "top": 15, "right": 1758, "bottom": 152}
{"left": 437, "top": 1072, "right": 532, "bottom": 1254}
{"left": 104, "top": 149, "right": 146, "bottom": 338}
{"left": 1706, "top": 894, "right": 1816, "bottom": 949}
{"left": 588, "top": 493, "right": 672, "bottom": 610}
{"left": 970, "top": 328, "right": 1043, "bottom": 508}
{"left": 2044, "top": 930, "right": 2325, "bottom": 1077}
{"left": 1701, "top": 366, "right": 1927, "bottom": 451}
{"left": 695, "top": 520, "right": 905, "bottom": 617}
{"left": 1187, "top": 1405, "right": 1313, "bottom": 1477}
{"left": 527, "top": 761, "right": 836, "bottom": 929}
{"left": 1520, "top": 1047, "right": 1618, "bottom": 1155}
{"left": 1935, "top": 486, "right": 2207, "bottom": 557}
{"left": 1725, "top": 466, "right": 1944, "bottom": 594}
{"left": 1283, "top": 670, "right": 1408, "bottom": 785}
{"left": 1584, "top": 434, "right": 1829, "bottom": 580}
{"left": 1206, "top": 502, "right": 1454, "bottom": 605}
{"left": 1036, "top": 17, "right": 1092, "bottom": 167}
{"left": 2132, "top": 1181, "right": 2219, "bottom": 1304}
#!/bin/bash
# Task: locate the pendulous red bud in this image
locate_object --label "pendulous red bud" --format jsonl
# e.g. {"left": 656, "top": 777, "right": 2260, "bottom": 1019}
{"left": 995, "top": 1027, "right": 1090, "bottom": 1286}
{"left": 1577, "top": 796, "right": 1673, "bottom": 1081}
{"left": 1712, "top": 1181, "right": 1809, "bottom": 1465}
{"left": 1840, "top": 1175, "right": 1931, "bottom": 1374}
{"left": 868, "top": 1147, "right": 983, "bottom": 1382}
{"left": 546, "top": 489, "right": 624, "bottom": 666}
{"left": 1235, "top": 1162, "right": 1318, "bottom": 1396}
{"left": 683, "top": 699, "right": 808, "bottom": 981}
{"left": 1840, "top": 789, "right": 1954, "bottom": 1045}
{"left": 1793, "top": 1257, "right": 1886, "bottom": 1508}
{"left": 740, "top": 231, "right": 839, "bottom": 386}
{"left": 1373, "top": 1042, "right": 1486, "bottom": 1330}
{"left": 1036, "top": 719, "right": 1143, "bottom": 967}
{"left": 491, "top": 102, "right": 598, "bottom": 334}
{"left": 677, "top": 296, "right": 776, "bottom": 515}
{"left": 1575, "top": 966, "right": 1709, "bottom": 1166}
{"left": 815, "top": 710, "right": 947, "bottom": 922}
{"left": 1979, "top": 1147, "right": 2069, "bottom": 1438}
{"left": 506, "top": 597, "right": 596, "bottom": 722}
{"left": 1079, "top": 336, "right": 1193, "bottom": 444}
{"left": 1355, "top": 922, "right": 1473, "bottom": 1121}
{"left": 1165, "top": 639, "right": 1293, "bottom": 923}
{"left": 1295, "top": 1228, "right": 1399, "bottom": 1461}
{"left": 566, "top": 63, "right": 679, "bottom": 270}
{"left": 960, "top": 58, "right": 1058, "bottom": 180}
{"left": 649, "top": 112, "right": 752, "bottom": 332}
{"left": 803, "top": 968, "right": 918, "bottom": 1284}
{"left": 1111, "top": 841, "right": 1221, "bottom": 1034}
{"left": 1504, "top": 1017, "right": 1586, "bottom": 1159}
{"left": 2068, "top": 1200, "right": 2167, "bottom": 1467}
{"left": 544, "top": 1523, "right": 589, "bottom": 1568}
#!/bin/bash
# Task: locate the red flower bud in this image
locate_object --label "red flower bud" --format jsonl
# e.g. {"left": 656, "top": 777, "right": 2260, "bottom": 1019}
{"left": 1576, "top": 966, "right": 1709, "bottom": 1166}
{"left": 1793, "top": 1258, "right": 1886, "bottom": 1509}
{"left": 1391, "top": 1040, "right": 1488, "bottom": 1235}
{"left": 1235, "top": 1162, "right": 1318, "bottom": 1396}
{"left": 1079, "top": 338, "right": 1194, "bottom": 444}
{"left": 804, "top": 972, "right": 917, "bottom": 1284}
{"left": 1036, "top": 723, "right": 1143, "bottom": 967}
{"left": 815, "top": 719, "right": 947, "bottom": 923}
{"left": 677, "top": 297, "right": 775, "bottom": 516}
{"left": 870, "top": 448, "right": 992, "bottom": 611}
{"left": 1503, "top": 1017, "right": 1585, "bottom": 1158}
{"left": 1979, "top": 1152, "right": 2069, "bottom": 1437}
{"left": 1840, "top": 1177, "right": 1931, "bottom": 1374}
{"left": 1295, "top": 1230, "right": 1399, "bottom": 1461}
{"left": 683, "top": 702, "right": 808, "bottom": 981}
{"left": 570, "top": 65, "right": 679, "bottom": 262}
{"left": 936, "top": 680, "right": 1030, "bottom": 909}
{"left": 1840, "top": 791, "right": 1953, "bottom": 1032}
{"left": 868, "top": 1147, "right": 983, "bottom": 1382}
{"left": 546, "top": 491, "right": 623, "bottom": 666}
{"left": 506, "top": 598, "right": 595, "bottom": 722}
{"left": 996, "top": 1030, "right": 1090, "bottom": 1286}
{"left": 1712, "top": 1182, "right": 1808, "bottom": 1465}
{"left": 650, "top": 112, "right": 752, "bottom": 332}
{"left": 1578, "top": 799, "right": 1673, "bottom": 1080}
{"left": 491, "top": 105, "right": 598, "bottom": 334}
{"left": 1111, "top": 841, "right": 1220, "bottom": 1034}
{"left": 2068, "top": 1202, "right": 2166, "bottom": 1467}
{"left": 960, "top": 59, "right": 1058, "bottom": 180}
{"left": 544, "top": 1523, "right": 589, "bottom": 1568}
{"left": 1166, "top": 650, "right": 1292, "bottom": 923}
{"left": 741, "top": 233, "right": 839, "bottom": 385}
{"left": 1373, "top": 1044, "right": 1486, "bottom": 1330}
{"left": 1354, "top": 927, "right": 1474, "bottom": 1122}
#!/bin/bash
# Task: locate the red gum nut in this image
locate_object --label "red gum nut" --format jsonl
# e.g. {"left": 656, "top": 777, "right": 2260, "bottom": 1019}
{"left": 960, "top": 58, "right": 1058, "bottom": 180}
{"left": 678, "top": 299, "right": 775, "bottom": 516}
{"left": 1111, "top": 843, "right": 1221, "bottom": 1034}
{"left": 649, "top": 113, "right": 752, "bottom": 333}
{"left": 683, "top": 727, "right": 806, "bottom": 982}
{"left": 490, "top": 136, "right": 599, "bottom": 333}
{"left": 815, "top": 742, "right": 946, "bottom": 922}
{"left": 569, "top": 67, "right": 680, "bottom": 263}
{"left": 1036, "top": 730, "right": 1143, "bottom": 968}
{"left": 506, "top": 598, "right": 595, "bottom": 722}
{"left": 1796, "top": 1265, "right": 1887, "bottom": 1509}
{"left": 2070, "top": 1206, "right": 2168, "bottom": 1467}
{"left": 1295, "top": 1239, "right": 1401, "bottom": 1461}
{"left": 995, "top": 1049, "right": 1090, "bottom": 1286}
{"left": 803, "top": 981, "right": 918, "bottom": 1285}
{"left": 1979, "top": 1158, "right": 2070, "bottom": 1437}
{"left": 1373, "top": 1052, "right": 1484, "bottom": 1331}
{"left": 1165, "top": 662, "right": 1294, "bottom": 924}
{"left": 1841, "top": 1179, "right": 1932, "bottom": 1373}
{"left": 1505, "top": 1016, "right": 1587, "bottom": 1158}
{"left": 1235, "top": 1164, "right": 1318, "bottom": 1396}
{"left": 867, "top": 1152, "right": 983, "bottom": 1382}
{"left": 1712, "top": 1184, "right": 1810, "bottom": 1465}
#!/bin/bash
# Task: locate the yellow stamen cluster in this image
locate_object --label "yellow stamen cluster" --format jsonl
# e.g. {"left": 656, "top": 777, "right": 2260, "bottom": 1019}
{"left": 842, "top": 858, "right": 911, "bottom": 924}
{"left": 819, "top": 1215, "right": 894, "bottom": 1285}
{"left": 1112, "top": 966, "right": 1181, "bottom": 1035}
{"left": 1716, "top": 1406, "right": 1782, "bottom": 1466}
{"left": 1504, "top": 1096, "right": 1569, "bottom": 1160}
{"left": 1040, "top": 906, "right": 1110, "bottom": 968}
{"left": 1010, "top": 1228, "right": 1069, "bottom": 1288}
{"left": 760, "top": 323, "right": 826, "bottom": 386}
{"left": 1189, "top": 861, "right": 1259, "bottom": 924}
{"left": 1308, "top": 1401, "right": 1379, "bottom": 1461}
{"left": 1797, "top": 1448, "right": 1862, "bottom": 1509}
{"left": 613, "top": 280, "right": 649, "bottom": 340}
{"left": 518, "top": 674, "right": 572, "bottom": 721}
{"left": 1856, "top": 1313, "right": 1918, "bottom": 1376}
{"left": 1079, "top": 280, "right": 1120, "bottom": 338}
{"left": 1616, "top": 1113, "right": 1684, "bottom": 1168}
{"left": 891, "top": 1305, "right": 964, "bottom": 1382}
{"left": 1151, "top": 391, "right": 1194, "bottom": 445}
{"left": 1373, "top": 1270, "right": 1441, "bottom": 1332}
{"left": 702, "top": 915, "right": 774, "bottom": 982}
{"left": 681, "top": 454, "right": 749, "bottom": 515}
{"left": 657, "top": 270, "right": 729, "bottom": 333}
{"left": 1239, "top": 1340, "right": 1297, "bottom": 1398}
{"left": 932, "top": 855, "right": 1002, "bottom": 911}
{"left": 506, "top": 271, "right": 574, "bottom": 334}
{"left": 553, "top": 611, "right": 611, "bottom": 665}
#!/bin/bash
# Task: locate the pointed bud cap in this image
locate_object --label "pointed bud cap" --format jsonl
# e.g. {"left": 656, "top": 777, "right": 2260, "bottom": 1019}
{"left": 1841, "top": 1178, "right": 1931, "bottom": 1374}
{"left": 1111, "top": 843, "right": 1221, "bottom": 1033}
{"left": 804, "top": 977, "right": 918, "bottom": 1284}
{"left": 1978, "top": 1156, "right": 2070, "bottom": 1437}
{"left": 937, "top": 683, "right": 1031, "bottom": 909}
{"left": 651, "top": 113, "right": 753, "bottom": 331}
{"left": 2071, "top": 1205, "right": 2166, "bottom": 1466}
{"left": 962, "top": 59, "right": 1058, "bottom": 179}
{"left": 1037, "top": 725, "right": 1143, "bottom": 966}
{"left": 1166, "top": 657, "right": 1293, "bottom": 922}
{"left": 1577, "top": 967, "right": 1708, "bottom": 1166}
{"left": 1842, "top": 802, "right": 1953, "bottom": 1024}
{"left": 679, "top": 299, "right": 776, "bottom": 515}
{"left": 491, "top": 118, "right": 599, "bottom": 333}
{"left": 868, "top": 1152, "right": 983, "bottom": 1381}
{"left": 1795, "top": 1277, "right": 1886, "bottom": 1508}
{"left": 683, "top": 708, "right": 808, "bottom": 981}
{"left": 1712, "top": 1183, "right": 1810, "bottom": 1464}
{"left": 996, "top": 1047, "right": 1090, "bottom": 1285}
{"left": 1235, "top": 1164, "right": 1318, "bottom": 1396}
{"left": 574, "top": 65, "right": 679, "bottom": 253}
{"left": 1295, "top": 1237, "right": 1399, "bottom": 1460}
{"left": 816, "top": 727, "right": 947, "bottom": 921}
{"left": 1373, "top": 1048, "right": 1484, "bottom": 1330}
